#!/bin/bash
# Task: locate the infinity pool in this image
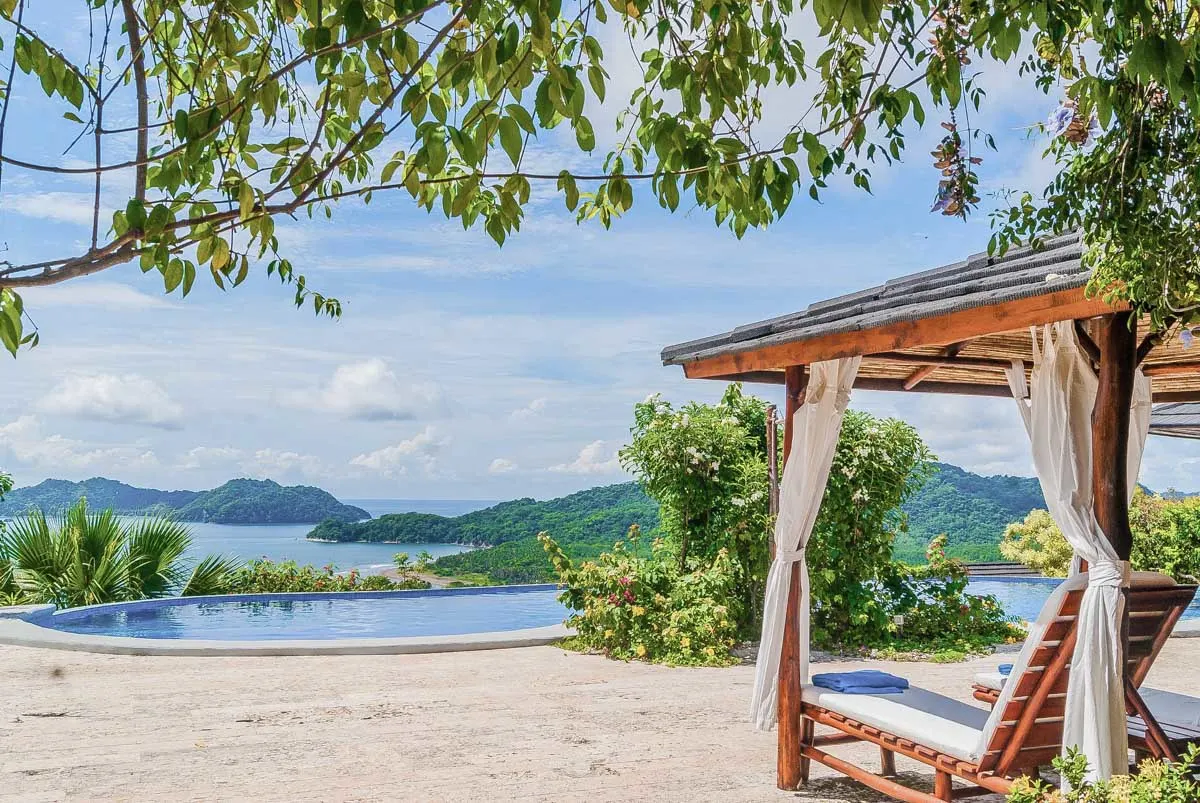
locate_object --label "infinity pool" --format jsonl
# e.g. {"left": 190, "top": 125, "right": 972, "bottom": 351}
{"left": 966, "top": 576, "right": 1200, "bottom": 622}
{"left": 31, "top": 586, "right": 569, "bottom": 641}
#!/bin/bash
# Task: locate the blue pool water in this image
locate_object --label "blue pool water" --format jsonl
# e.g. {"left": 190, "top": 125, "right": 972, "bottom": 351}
{"left": 966, "top": 576, "right": 1200, "bottom": 622}
{"left": 37, "top": 586, "right": 569, "bottom": 641}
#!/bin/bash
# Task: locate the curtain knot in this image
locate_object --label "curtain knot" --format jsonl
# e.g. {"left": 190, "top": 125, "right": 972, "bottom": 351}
{"left": 1088, "top": 559, "right": 1131, "bottom": 588}
{"left": 776, "top": 547, "right": 806, "bottom": 564}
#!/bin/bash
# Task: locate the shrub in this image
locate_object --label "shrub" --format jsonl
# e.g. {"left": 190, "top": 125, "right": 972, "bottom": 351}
{"left": 1000, "top": 509, "right": 1074, "bottom": 578}
{"left": 0, "top": 500, "right": 240, "bottom": 608}
{"left": 226, "top": 559, "right": 429, "bottom": 593}
{"left": 1002, "top": 491, "right": 1200, "bottom": 582}
{"left": 875, "top": 536, "right": 1023, "bottom": 656}
{"left": 542, "top": 526, "right": 740, "bottom": 666}
{"left": 808, "top": 411, "right": 934, "bottom": 648}
{"left": 1006, "top": 745, "right": 1200, "bottom": 802}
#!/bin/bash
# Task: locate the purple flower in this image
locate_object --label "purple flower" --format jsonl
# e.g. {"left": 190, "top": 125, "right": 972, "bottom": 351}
{"left": 1182, "top": 328, "right": 1195, "bottom": 350}
{"left": 1084, "top": 114, "right": 1102, "bottom": 144}
{"left": 930, "top": 183, "right": 953, "bottom": 213}
{"left": 1047, "top": 103, "right": 1074, "bottom": 136}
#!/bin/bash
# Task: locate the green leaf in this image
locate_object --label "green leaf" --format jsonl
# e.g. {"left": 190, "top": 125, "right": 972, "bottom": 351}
{"left": 163, "top": 259, "right": 183, "bottom": 292}
{"left": 498, "top": 117, "right": 523, "bottom": 166}
{"left": 575, "top": 117, "right": 595, "bottom": 151}
{"left": 558, "top": 170, "right": 579, "bottom": 211}
{"left": 125, "top": 199, "right": 147, "bottom": 231}
{"left": 587, "top": 65, "right": 606, "bottom": 103}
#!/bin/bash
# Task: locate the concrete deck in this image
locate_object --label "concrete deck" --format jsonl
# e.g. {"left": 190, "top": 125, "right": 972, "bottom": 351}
{"left": 3, "top": 639, "right": 1197, "bottom": 802}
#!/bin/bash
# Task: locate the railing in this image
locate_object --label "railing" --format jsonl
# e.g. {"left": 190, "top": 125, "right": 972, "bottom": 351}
{"left": 963, "top": 561, "right": 1037, "bottom": 577}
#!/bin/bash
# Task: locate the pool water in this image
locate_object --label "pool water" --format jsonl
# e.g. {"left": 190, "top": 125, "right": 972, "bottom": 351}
{"left": 966, "top": 576, "right": 1200, "bottom": 622}
{"left": 39, "top": 587, "right": 569, "bottom": 641}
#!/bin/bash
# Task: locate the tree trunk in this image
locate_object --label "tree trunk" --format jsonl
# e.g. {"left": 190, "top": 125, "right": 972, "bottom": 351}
{"left": 777, "top": 365, "right": 808, "bottom": 790}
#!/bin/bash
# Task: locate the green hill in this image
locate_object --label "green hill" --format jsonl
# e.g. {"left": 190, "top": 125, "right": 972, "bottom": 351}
{"left": 0, "top": 477, "right": 369, "bottom": 525}
{"left": 310, "top": 483, "right": 661, "bottom": 585}
{"left": 309, "top": 482, "right": 658, "bottom": 545}
{"left": 897, "top": 462, "right": 1046, "bottom": 562}
{"left": 174, "top": 479, "right": 369, "bottom": 524}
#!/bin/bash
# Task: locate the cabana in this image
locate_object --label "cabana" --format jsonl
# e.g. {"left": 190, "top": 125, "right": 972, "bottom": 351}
{"left": 660, "top": 231, "right": 1200, "bottom": 798}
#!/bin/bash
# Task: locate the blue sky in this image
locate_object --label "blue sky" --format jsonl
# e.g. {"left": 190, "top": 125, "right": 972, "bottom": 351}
{"left": 1, "top": 8, "right": 1195, "bottom": 499}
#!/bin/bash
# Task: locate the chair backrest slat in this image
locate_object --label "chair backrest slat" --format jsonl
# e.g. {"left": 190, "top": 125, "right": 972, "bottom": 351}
{"left": 973, "top": 575, "right": 1196, "bottom": 776}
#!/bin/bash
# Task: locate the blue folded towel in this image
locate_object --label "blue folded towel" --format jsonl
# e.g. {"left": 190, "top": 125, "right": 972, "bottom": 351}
{"left": 998, "top": 663, "right": 1013, "bottom": 676}
{"left": 812, "top": 670, "right": 909, "bottom": 695}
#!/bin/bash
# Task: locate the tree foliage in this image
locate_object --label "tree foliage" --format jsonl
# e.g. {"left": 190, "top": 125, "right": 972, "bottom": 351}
{"left": 7, "top": 0, "right": 1200, "bottom": 353}
{"left": 1001, "top": 490, "right": 1200, "bottom": 582}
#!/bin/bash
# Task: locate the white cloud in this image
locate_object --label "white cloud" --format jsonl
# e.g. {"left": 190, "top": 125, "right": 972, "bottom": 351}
{"left": 350, "top": 426, "right": 449, "bottom": 478}
{"left": 242, "top": 448, "right": 328, "bottom": 481}
{"left": 22, "top": 282, "right": 172, "bottom": 310}
{"left": 488, "top": 457, "right": 518, "bottom": 474}
{"left": 510, "top": 398, "right": 548, "bottom": 420}
{"left": 0, "top": 415, "right": 159, "bottom": 472}
{"left": 179, "top": 446, "right": 244, "bottom": 470}
{"left": 5, "top": 191, "right": 96, "bottom": 226}
{"left": 38, "top": 374, "right": 184, "bottom": 430}
{"left": 297, "top": 358, "right": 443, "bottom": 421}
{"left": 548, "top": 440, "right": 623, "bottom": 475}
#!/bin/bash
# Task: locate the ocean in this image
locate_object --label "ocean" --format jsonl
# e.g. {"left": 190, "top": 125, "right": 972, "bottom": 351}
{"left": 178, "top": 499, "right": 497, "bottom": 574}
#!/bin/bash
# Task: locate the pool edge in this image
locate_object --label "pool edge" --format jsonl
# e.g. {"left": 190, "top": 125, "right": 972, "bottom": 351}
{"left": 0, "top": 616, "right": 573, "bottom": 656}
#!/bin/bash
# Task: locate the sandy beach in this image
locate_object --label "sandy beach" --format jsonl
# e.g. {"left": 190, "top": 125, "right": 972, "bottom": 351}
{"left": 1, "top": 639, "right": 1196, "bottom": 802}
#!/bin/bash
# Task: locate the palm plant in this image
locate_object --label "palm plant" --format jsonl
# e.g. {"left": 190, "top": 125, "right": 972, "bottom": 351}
{"left": 0, "top": 499, "right": 241, "bottom": 608}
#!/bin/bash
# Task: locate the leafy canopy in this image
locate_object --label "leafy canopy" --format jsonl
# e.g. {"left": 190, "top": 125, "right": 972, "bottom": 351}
{"left": 6, "top": 0, "right": 1200, "bottom": 353}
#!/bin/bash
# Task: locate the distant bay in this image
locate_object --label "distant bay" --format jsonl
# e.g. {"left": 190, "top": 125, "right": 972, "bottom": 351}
{"left": 180, "top": 499, "right": 497, "bottom": 573}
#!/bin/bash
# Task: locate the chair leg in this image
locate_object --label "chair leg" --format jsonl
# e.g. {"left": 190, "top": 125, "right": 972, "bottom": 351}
{"left": 799, "top": 718, "right": 814, "bottom": 785}
{"left": 880, "top": 746, "right": 896, "bottom": 777}
{"left": 934, "top": 770, "right": 952, "bottom": 801}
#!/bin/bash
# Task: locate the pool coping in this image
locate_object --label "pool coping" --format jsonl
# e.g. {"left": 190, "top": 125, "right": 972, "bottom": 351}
{"left": 0, "top": 585, "right": 574, "bottom": 656}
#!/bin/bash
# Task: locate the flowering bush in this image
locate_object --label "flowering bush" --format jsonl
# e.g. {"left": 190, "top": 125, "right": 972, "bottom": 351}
{"left": 226, "top": 559, "right": 429, "bottom": 593}
{"left": 808, "top": 411, "right": 936, "bottom": 649}
{"left": 541, "top": 526, "right": 740, "bottom": 666}
{"left": 1006, "top": 746, "right": 1200, "bottom": 802}
{"left": 877, "top": 536, "right": 1023, "bottom": 655}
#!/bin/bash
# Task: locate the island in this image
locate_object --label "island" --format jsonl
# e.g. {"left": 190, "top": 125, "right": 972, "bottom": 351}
{"left": 0, "top": 477, "right": 370, "bottom": 525}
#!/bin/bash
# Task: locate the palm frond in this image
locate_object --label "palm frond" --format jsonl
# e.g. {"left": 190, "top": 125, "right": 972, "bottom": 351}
{"left": 125, "top": 516, "right": 192, "bottom": 598}
{"left": 180, "top": 554, "right": 242, "bottom": 597}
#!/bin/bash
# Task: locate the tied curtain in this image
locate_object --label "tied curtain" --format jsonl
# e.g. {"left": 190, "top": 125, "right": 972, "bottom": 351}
{"left": 750, "top": 356, "right": 861, "bottom": 730}
{"left": 1004, "top": 322, "right": 1152, "bottom": 781}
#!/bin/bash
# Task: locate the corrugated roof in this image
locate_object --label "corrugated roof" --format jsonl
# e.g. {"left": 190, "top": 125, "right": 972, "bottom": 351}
{"left": 1149, "top": 402, "right": 1200, "bottom": 440}
{"left": 661, "top": 231, "right": 1086, "bottom": 366}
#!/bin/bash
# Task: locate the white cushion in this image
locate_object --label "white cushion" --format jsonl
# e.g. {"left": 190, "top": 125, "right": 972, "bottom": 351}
{"left": 1139, "top": 688, "right": 1200, "bottom": 731}
{"left": 974, "top": 670, "right": 1007, "bottom": 690}
{"left": 803, "top": 684, "right": 990, "bottom": 762}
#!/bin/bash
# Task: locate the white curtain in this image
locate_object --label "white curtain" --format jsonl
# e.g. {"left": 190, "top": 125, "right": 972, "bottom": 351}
{"left": 1003, "top": 322, "right": 1152, "bottom": 781}
{"left": 750, "top": 356, "right": 861, "bottom": 730}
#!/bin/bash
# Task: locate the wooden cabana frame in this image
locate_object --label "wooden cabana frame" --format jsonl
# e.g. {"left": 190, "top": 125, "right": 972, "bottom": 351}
{"left": 660, "top": 231, "right": 1200, "bottom": 795}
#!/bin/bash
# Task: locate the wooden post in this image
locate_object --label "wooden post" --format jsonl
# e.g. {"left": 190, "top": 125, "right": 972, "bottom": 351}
{"left": 1090, "top": 312, "right": 1137, "bottom": 706}
{"left": 777, "top": 365, "right": 808, "bottom": 790}
{"left": 1092, "top": 312, "right": 1137, "bottom": 559}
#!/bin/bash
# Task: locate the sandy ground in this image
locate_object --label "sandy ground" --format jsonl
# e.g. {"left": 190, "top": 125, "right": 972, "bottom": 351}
{"left": 2, "top": 640, "right": 1197, "bottom": 803}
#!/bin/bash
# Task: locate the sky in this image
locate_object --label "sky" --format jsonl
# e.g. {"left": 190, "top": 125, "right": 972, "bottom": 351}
{"left": 1, "top": 7, "right": 1196, "bottom": 500}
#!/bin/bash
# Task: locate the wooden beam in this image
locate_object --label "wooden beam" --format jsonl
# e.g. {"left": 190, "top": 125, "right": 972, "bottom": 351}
{"left": 679, "top": 287, "right": 1119, "bottom": 379}
{"left": 853, "top": 378, "right": 1014, "bottom": 398}
{"left": 872, "top": 351, "right": 1017, "bottom": 371}
{"left": 777, "top": 365, "right": 807, "bottom": 791}
{"left": 901, "top": 342, "right": 964, "bottom": 390}
{"left": 1136, "top": 331, "right": 1163, "bottom": 365}
{"left": 1075, "top": 319, "right": 1102, "bottom": 364}
{"left": 707, "top": 371, "right": 785, "bottom": 385}
{"left": 1140, "top": 361, "right": 1200, "bottom": 377}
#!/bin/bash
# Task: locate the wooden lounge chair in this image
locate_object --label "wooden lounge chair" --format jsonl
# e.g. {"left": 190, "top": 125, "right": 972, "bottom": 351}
{"left": 796, "top": 571, "right": 1195, "bottom": 802}
{"left": 972, "top": 572, "right": 1198, "bottom": 763}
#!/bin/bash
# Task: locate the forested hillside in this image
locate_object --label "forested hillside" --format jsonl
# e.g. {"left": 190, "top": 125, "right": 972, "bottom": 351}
{"left": 896, "top": 463, "right": 1045, "bottom": 562}
{"left": 310, "top": 483, "right": 659, "bottom": 546}
{"left": 310, "top": 483, "right": 661, "bottom": 585}
{"left": 0, "top": 477, "right": 369, "bottom": 524}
